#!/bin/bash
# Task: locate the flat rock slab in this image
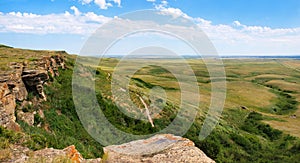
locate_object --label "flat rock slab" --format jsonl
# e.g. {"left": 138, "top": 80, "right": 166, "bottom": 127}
{"left": 104, "top": 134, "right": 215, "bottom": 163}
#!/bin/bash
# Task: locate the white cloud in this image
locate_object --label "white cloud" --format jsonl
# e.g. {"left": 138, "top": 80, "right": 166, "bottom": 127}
{"left": 155, "top": 3, "right": 190, "bottom": 19}
{"left": 81, "top": 0, "right": 93, "bottom": 4}
{"left": 70, "top": 6, "right": 81, "bottom": 16}
{"left": 233, "top": 20, "right": 242, "bottom": 27}
{"left": 111, "top": 0, "right": 121, "bottom": 7}
{"left": 146, "top": 0, "right": 156, "bottom": 2}
{"left": 154, "top": 0, "right": 168, "bottom": 9}
{"left": 0, "top": 5, "right": 299, "bottom": 55}
{"left": 161, "top": 0, "right": 168, "bottom": 6}
{"left": 94, "top": 0, "right": 112, "bottom": 9}
{"left": 0, "top": 9, "right": 112, "bottom": 35}
{"left": 194, "top": 18, "right": 212, "bottom": 26}
{"left": 80, "top": 0, "right": 121, "bottom": 9}
{"left": 197, "top": 19, "right": 300, "bottom": 54}
{"left": 153, "top": 6, "right": 300, "bottom": 55}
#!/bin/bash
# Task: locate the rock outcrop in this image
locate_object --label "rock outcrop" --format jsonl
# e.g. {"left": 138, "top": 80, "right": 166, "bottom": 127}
{"left": 1, "top": 145, "right": 87, "bottom": 163}
{"left": 0, "top": 54, "right": 65, "bottom": 130}
{"left": 22, "top": 69, "right": 49, "bottom": 101}
{"left": 1, "top": 134, "right": 214, "bottom": 163}
{"left": 103, "top": 134, "right": 215, "bottom": 163}
{"left": 32, "top": 145, "right": 84, "bottom": 163}
{"left": 28, "top": 145, "right": 101, "bottom": 163}
{"left": 0, "top": 82, "right": 20, "bottom": 131}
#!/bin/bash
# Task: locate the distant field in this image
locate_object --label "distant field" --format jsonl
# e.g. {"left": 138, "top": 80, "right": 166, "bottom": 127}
{"left": 92, "top": 58, "right": 300, "bottom": 137}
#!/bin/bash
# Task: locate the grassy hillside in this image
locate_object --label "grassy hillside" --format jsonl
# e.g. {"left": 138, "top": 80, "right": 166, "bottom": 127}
{"left": 19, "top": 65, "right": 104, "bottom": 159}
{"left": 1, "top": 45, "right": 300, "bottom": 162}
{"left": 93, "top": 57, "right": 300, "bottom": 162}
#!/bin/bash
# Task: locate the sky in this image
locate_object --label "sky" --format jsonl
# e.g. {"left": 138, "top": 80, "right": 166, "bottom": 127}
{"left": 0, "top": 0, "right": 300, "bottom": 55}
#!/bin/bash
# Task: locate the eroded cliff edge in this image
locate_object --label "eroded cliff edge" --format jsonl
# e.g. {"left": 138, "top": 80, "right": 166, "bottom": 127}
{"left": 0, "top": 51, "right": 65, "bottom": 131}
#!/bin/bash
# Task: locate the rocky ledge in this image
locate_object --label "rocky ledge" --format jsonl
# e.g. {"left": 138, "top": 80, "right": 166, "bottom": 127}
{"left": 103, "top": 134, "right": 215, "bottom": 163}
{"left": 1, "top": 145, "right": 100, "bottom": 163}
{"left": 0, "top": 54, "right": 65, "bottom": 131}
{"left": 2, "top": 134, "right": 214, "bottom": 163}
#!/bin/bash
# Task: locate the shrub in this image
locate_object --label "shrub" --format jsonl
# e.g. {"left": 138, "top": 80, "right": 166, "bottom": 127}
{"left": 241, "top": 112, "right": 282, "bottom": 141}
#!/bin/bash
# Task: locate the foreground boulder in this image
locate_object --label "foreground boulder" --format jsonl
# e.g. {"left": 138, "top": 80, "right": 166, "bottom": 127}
{"left": 103, "top": 134, "right": 215, "bottom": 163}
{"left": 1, "top": 134, "right": 214, "bottom": 163}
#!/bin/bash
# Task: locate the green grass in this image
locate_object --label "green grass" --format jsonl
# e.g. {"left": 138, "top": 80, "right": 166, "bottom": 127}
{"left": 0, "top": 45, "right": 69, "bottom": 71}
{"left": 17, "top": 59, "right": 103, "bottom": 159}
{"left": 1, "top": 45, "right": 300, "bottom": 162}
{"left": 93, "top": 57, "right": 300, "bottom": 162}
{"left": 185, "top": 111, "right": 300, "bottom": 162}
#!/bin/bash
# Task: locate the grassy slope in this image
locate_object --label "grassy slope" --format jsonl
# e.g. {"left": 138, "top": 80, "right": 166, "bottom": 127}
{"left": 14, "top": 57, "right": 103, "bottom": 159}
{"left": 95, "top": 58, "right": 300, "bottom": 162}
{"left": 1, "top": 45, "right": 300, "bottom": 162}
{"left": 0, "top": 46, "right": 101, "bottom": 159}
{"left": 130, "top": 59, "right": 299, "bottom": 136}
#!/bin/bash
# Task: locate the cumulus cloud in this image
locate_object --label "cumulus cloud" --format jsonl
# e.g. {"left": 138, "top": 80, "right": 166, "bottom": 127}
{"left": 94, "top": 0, "right": 112, "bottom": 9}
{"left": 146, "top": 0, "right": 156, "bottom": 2}
{"left": 0, "top": 5, "right": 299, "bottom": 55}
{"left": 70, "top": 6, "right": 81, "bottom": 16}
{"left": 156, "top": 7, "right": 190, "bottom": 19}
{"left": 155, "top": 2, "right": 190, "bottom": 19}
{"left": 154, "top": 0, "right": 168, "bottom": 9}
{"left": 197, "top": 19, "right": 300, "bottom": 54}
{"left": 111, "top": 0, "right": 121, "bottom": 7}
{"left": 0, "top": 8, "right": 112, "bottom": 34}
{"left": 80, "top": 0, "right": 121, "bottom": 9}
{"left": 152, "top": 6, "right": 300, "bottom": 54}
{"left": 81, "top": 0, "right": 93, "bottom": 4}
{"left": 161, "top": 0, "right": 168, "bottom": 6}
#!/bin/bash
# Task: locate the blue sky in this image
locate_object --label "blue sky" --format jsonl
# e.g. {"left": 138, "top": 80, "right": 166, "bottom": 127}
{"left": 0, "top": 0, "right": 300, "bottom": 55}
{"left": 1, "top": 0, "right": 299, "bottom": 28}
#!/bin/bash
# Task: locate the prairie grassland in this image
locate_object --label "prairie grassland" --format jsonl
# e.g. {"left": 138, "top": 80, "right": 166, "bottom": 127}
{"left": 223, "top": 59, "right": 300, "bottom": 137}
{"left": 265, "top": 80, "right": 300, "bottom": 92}
{"left": 281, "top": 60, "right": 300, "bottom": 71}
{"left": 225, "top": 81, "right": 276, "bottom": 109}
{"left": 245, "top": 74, "right": 291, "bottom": 81}
{"left": 94, "top": 58, "right": 300, "bottom": 137}
{"left": 264, "top": 94, "right": 300, "bottom": 137}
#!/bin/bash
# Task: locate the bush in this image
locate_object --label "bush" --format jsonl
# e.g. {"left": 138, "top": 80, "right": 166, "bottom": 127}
{"left": 23, "top": 134, "right": 47, "bottom": 150}
{"left": 241, "top": 112, "right": 283, "bottom": 141}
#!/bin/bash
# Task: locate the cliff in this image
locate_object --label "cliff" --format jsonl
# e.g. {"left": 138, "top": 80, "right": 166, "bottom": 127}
{"left": 0, "top": 50, "right": 66, "bottom": 131}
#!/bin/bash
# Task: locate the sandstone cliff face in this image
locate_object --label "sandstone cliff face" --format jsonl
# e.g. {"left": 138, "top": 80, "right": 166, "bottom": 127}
{"left": 0, "top": 54, "right": 65, "bottom": 130}
{"left": 0, "top": 82, "right": 20, "bottom": 131}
